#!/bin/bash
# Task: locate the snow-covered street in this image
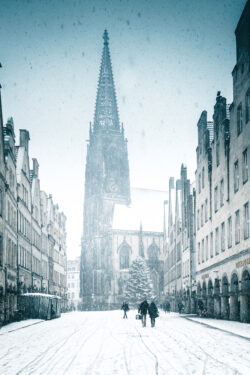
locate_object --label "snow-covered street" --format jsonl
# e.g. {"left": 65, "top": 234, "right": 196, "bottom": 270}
{"left": 0, "top": 311, "right": 250, "bottom": 375}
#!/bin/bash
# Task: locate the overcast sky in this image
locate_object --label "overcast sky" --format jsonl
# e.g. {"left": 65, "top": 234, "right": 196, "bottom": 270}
{"left": 0, "top": 0, "right": 246, "bottom": 259}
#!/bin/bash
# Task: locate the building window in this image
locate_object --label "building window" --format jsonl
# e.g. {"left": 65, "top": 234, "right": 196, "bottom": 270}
{"left": 120, "top": 246, "right": 129, "bottom": 269}
{"left": 206, "top": 235, "right": 209, "bottom": 261}
{"left": 235, "top": 210, "right": 240, "bottom": 244}
{"left": 210, "top": 232, "right": 213, "bottom": 258}
{"left": 246, "top": 90, "right": 250, "bottom": 122}
{"left": 201, "top": 205, "right": 204, "bottom": 227}
{"left": 214, "top": 186, "right": 218, "bottom": 212}
{"left": 234, "top": 160, "right": 239, "bottom": 192}
{"left": 0, "top": 235, "right": 3, "bottom": 266}
{"left": 220, "top": 179, "right": 224, "bottom": 207}
{"left": 205, "top": 199, "right": 208, "bottom": 222}
{"left": 216, "top": 141, "right": 220, "bottom": 166}
{"left": 228, "top": 216, "right": 232, "bottom": 248}
{"left": 237, "top": 103, "right": 243, "bottom": 135}
{"left": 0, "top": 190, "right": 2, "bottom": 217}
{"left": 215, "top": 227, "right": 219, "bottom": 255}
{"left": 221, "top": 222, "right": 225, "bottom": 251}
{"left": 202, "top": 167, "right": 205, "bottom": 189}
{"left": 242, "top": 149, "right": 248, "bottom": 184}
{"left": 197, "top": 209, "right": 200, "bottom": 230}
{"left": 244, "top": 202, "right": 249, "bottom": 240}
{"left": 202, "top": 239, "right": 204, "bottom": 263}
{"left": 198, "top": 242, "right": 200, "bottom": 264}
{"left": 198, "top": 173, "right": 201, "bottom": 193}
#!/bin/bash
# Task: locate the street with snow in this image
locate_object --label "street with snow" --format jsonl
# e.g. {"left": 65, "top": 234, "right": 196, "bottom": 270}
{"left": 0, "top": 311, "right": 250, "bottom": 375}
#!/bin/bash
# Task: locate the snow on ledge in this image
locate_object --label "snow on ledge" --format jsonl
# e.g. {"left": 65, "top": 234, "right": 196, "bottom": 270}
{"left": 21, "top": 293, "right": 61, "bottom": 299}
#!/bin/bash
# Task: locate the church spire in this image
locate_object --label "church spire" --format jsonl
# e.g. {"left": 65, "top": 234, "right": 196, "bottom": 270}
{"left": 94, "top": 30, "right": 120, "bottom": 131}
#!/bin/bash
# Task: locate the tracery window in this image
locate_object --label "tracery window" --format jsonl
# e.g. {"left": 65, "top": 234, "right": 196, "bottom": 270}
{"left": 120, "top": 245, "right": 129, "bottom": 269}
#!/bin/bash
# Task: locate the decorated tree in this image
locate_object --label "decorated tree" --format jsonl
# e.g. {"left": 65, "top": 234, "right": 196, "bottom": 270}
{"left": 125, "top": 257, "right": 155, "bottom": 303}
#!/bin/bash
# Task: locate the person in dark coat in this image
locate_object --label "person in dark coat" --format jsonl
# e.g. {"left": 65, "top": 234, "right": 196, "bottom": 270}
{"left": 163, "top": 301, "right": 170, "bottom": 313}
{"left": 148, "top": 301, "right": 159, "bottom": 327}
{"left": 121, "top": 302, "right": 129, "bottom": 319}
{"left": 197, "top": 299, "right": 204, "bottom": 316}
{"left": 138, "top": 299, "right": 149, "bottom": 327}
{"left": 178, "top": 302, "right": 184, "bottom": 314}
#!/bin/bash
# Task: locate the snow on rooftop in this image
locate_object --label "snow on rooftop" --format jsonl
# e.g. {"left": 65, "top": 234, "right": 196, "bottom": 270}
{"left": 113, "top": 187, "right": 168, "bottom": 232}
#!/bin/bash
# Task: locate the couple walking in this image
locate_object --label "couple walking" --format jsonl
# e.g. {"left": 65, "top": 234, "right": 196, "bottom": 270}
{"left": 138, "top": 299, "right": 159, "bottom": 327}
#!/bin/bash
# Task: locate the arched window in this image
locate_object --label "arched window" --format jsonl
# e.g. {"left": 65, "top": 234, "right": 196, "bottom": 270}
{"left": 147, "top": 241, "right": 159, "bottom": 269}
{"left": 120, "top": 246, "right": 129, "bottom": 269}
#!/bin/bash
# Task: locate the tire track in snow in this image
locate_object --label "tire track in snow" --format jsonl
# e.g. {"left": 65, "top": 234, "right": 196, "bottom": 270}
{"left": 16, "top": 327, "right": 80, "bottom": 375}
{"left": 30, "top": 317, "right": 100, "bottom": 375}
{"left": 183, "top": 316, "right": 250, "bottom": 342}
{"left": 82, "top": 313, "right": 131, "bottom": 375}
{"left": 15, "top": 316, "right": 92, "bottom": 375}
{"left": 48, "top": 325, "right": 102, "bottom": 374}
{"left": 159, "top": 318, "right": 243, "bottom": 374}
{"left": 107, "top": 325, "right": 130, "bottom": 375}
{"left": 66, "top": 320, "right": 106, "bottom": 375}
{"left": 134, "top": 326, "right": 160, "bottom": 375}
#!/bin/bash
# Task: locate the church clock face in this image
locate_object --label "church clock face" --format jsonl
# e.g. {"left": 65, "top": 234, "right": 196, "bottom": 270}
{"left": 107, "top": 179, "right": 119, "bottom": 193}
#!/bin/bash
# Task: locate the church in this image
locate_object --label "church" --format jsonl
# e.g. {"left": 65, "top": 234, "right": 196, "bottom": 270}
{"left": 80, "top": 31, "right": 167, "bottom": 309}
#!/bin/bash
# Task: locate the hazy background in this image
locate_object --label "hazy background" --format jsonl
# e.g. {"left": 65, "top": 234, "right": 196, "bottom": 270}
{"left": 0, "top": 0, "right": 246, "bottom": 258}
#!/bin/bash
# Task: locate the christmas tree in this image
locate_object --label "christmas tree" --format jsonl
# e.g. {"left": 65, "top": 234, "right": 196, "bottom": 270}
{"left": 125, "top": 257, "right": 155, "bottom": 303}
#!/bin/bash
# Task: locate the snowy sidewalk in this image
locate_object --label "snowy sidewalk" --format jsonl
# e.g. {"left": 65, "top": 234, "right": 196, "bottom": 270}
{"left": 0, "top": 319, "right": 44, "bottom": 335}
{"left": 183, "top": 315, "right": 250, "bottom": 339}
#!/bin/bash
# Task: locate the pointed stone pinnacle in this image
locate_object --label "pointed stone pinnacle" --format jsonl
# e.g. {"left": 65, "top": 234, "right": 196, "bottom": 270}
{"left": 103, "top": 29, "right": 109, "bottom": 45}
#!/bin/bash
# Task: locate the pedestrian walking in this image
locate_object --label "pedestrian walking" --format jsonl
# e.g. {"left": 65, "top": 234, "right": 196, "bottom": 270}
{"left": 148, "top": 301, "right": 159, "bottom": 327}
{"left": 121, "top": 301, "right": 129, "bottom": 318}
{"left": 163, "top": 300, "right": 170, "bottom": 313}
{"left": 197, "top": 299, "right": 204, "bottom": 317}
{"left": 138, "top": 299, "right": 149, "bottom": 327}
{"left": 178, "top": 302, "right": 184, "bottom": 314}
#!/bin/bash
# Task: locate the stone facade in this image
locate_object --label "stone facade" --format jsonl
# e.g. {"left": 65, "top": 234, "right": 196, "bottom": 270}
{"left": 0, "top": 88, "right": 7, "bottom": 324}
{"left": 67, "top": 257, "right": 80, "bottom": 309}
{"left": 46, "top": 195, "right": 67, "bottom": 309}
{"left": 80, "top": 31, "right": 168, "bottom": 309}
{"left": 3, "top": 118, "right": 18, "bottom": 321}
{"left": 164, "top": 166, "right": 195, "bottom": 312}
{"left": 80, "top": 30, "right": 130, "bottom": 309}
{"left": 195, "top": 1, "right": 250, "bottom": 322}
{"left": 112, "top": 228, "right": 164, "bottom": 306}
{"left": 0, "top": 92, "right": 67, "bottom": 325}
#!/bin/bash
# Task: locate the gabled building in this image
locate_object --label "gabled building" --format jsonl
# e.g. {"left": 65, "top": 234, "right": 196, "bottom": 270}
{"left": 47, "top": 194, "right": 67, "bottom": 307}
{"left": 164, "top": 167, "right": 195, "bottom": 312}
{"left": 40, "top": 190, "right": 49, "bottom": 293}
{"left": 67, "top": 256, "right": 80, "bottom": 309}
{"left": 0, "top": 86, "right": 6, "bottom": 324}
{"left": 16, "top": 130, "right": 32, "bottom": 294}
{"left": 3, "top": 118, "right": 18, "bottom": 320}
{"left": 195, "top": 0, "right": 250, "bottom": 322}
{"left": 30, "top": 158, "right": 42, "bottom": 291}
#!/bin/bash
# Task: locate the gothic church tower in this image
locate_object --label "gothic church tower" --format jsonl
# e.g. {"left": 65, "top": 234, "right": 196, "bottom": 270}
{"left": 80, "top": 31, "right": 130, "bottom": 308}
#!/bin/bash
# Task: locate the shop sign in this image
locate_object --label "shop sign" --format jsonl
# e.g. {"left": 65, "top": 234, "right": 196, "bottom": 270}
{"left": 236, "top": 258, "right": 250, "bottom": 268}
{"left": 201, "top": 273, "right": 209, "bottom": 280}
